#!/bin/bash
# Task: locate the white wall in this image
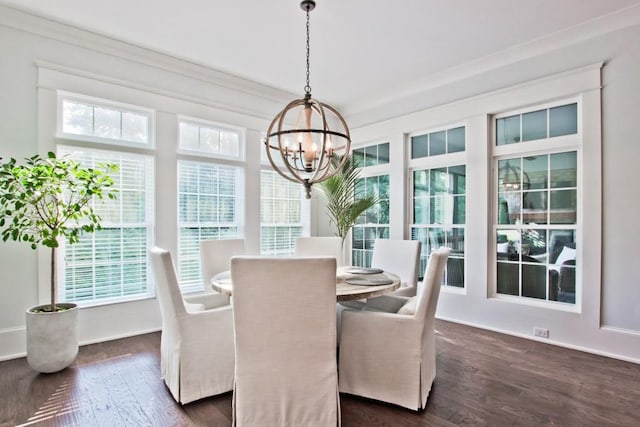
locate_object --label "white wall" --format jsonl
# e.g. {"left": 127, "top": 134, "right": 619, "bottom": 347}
{"left": 336, "top": 25, "right": 640, "bottom": 362}
{"left": 0, "top": 6, "right": 289, "bottom": 360}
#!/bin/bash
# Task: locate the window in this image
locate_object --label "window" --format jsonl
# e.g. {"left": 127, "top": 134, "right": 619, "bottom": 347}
{"left": 177, "top": 161, "right": 243, "bottom": 291}
{"left": 58, "top": 146, "right": 154, "bottom": 304}
{"left": 59, "top": 93, "right": 153, "bottom": 146}
{"left": 351, "top": 143, "right": 390, "bottom": 267}
{"left": 409, "top": 125, "right": 466, "bottom": 286}
{"left": 56, "top": 92, "right": 155, "bottom": 306}
{"left": 179, "top": 119, "right": 242, "bottom": 158}
{"left": 260, "top": 170, "right": 306, "bottom": 256}
{"left": 494, "top": 102, "right": 579, "bottom": 304}
{"left": 411, "top": 126, "right": 465, "bottom": 159}
{"left": 176, "top": 118, "right": 244, "bottom": 291}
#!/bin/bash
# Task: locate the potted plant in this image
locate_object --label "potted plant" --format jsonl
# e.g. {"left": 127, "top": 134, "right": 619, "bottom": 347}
{"left": 318, "top": 154, "right": 379, "bottom": 264}
{"left": 0, "top": 152, "right": 117, "bottom": 372}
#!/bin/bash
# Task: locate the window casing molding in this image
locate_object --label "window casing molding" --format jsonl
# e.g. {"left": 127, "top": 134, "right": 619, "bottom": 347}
{"left": 491, "top": 97, "right": 583, "bottom": 311}
{"left": 56, "top": 90, "right": 155, "bottom": 149}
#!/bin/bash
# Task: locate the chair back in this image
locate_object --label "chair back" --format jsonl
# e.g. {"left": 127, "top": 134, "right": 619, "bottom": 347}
{"left": 200, "top": 238, "right": 245, "bottom": 284}
{"left": 371, "top": 239, "right": 421, "bottom": 288}
{"left": 294, "top": 236, "right": 343, "bottom": 266}
{"left": 150, "top": 247, "right": 187, "bottom": 324}
{"left": 414, "top": 247, "right": 450, "bottom": 322}
{"left": 231, "top": 256, "right": 339, "bottom": 426}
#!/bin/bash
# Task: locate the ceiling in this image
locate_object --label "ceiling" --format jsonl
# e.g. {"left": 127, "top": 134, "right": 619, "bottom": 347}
{"left": 2, "top": 0, "right": 640, "bottom": 118}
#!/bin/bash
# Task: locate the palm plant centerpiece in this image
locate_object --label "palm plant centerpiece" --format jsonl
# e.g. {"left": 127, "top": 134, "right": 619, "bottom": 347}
{"left": 0, "top": 152, "right": 117, "bottom": 372}
{"left": 318, "top": 154, "right": 379, "bottom": 250}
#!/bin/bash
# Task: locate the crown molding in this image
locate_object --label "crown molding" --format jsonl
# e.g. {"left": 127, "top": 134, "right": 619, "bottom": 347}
{"left": 343, "top": 3, "right": 640, "bottom": 122}
{"left": 0, "top": 4, "right": 296, "bottom": 108}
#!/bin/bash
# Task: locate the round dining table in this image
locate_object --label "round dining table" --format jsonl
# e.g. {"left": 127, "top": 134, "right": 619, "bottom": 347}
{"left": 211, "top": 266, "right": 401, "bottom": 302}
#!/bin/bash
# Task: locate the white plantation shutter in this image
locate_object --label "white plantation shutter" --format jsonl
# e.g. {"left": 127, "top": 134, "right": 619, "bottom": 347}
{"left": 260, "top": 170, "right": 304, "bottom": 256}
{"left": 177, "top": 160, "right": 242, "bottom": 290}
{"left": 58, "top": 146, "right": 154, "bottom": 304}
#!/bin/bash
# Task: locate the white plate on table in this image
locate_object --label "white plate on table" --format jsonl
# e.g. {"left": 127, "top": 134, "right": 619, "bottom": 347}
{"left": 344, "top": 267, "right": 384, "bottom": 275}
{"left": 344, "top": 277, "right": 394, "bottom": 286}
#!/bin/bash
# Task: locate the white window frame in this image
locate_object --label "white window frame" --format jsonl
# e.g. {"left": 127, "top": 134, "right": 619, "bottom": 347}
{"left": 176, "top": 117, "right": 246, "bottom": 293}
{"left": 491, "top": 98, "right": 582, "bottom": 311}
{"left": 177, "top": 115, "right": 245, "bottom": 162}
{"left": 351, "top": 141, "right": 391, "bottom": 267}
{"left": 408, "top": 122, "right": 467, "bottom": 290}
{"left": 55, "top": 91, "right": 157, "bottom": 307}
{"left": 56, "top": 91, "right": 155, "bottom": 149}
{"left": 259, "top": 166, "right": 310, "bottom": 256}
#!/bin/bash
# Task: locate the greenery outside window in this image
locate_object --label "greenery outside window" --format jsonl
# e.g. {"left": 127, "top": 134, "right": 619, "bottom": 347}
{"left": 411, "top": 165, "right": 466, "bottom": 287}
{"left": 351, "top": 142, "right": 390, "bottom": 267}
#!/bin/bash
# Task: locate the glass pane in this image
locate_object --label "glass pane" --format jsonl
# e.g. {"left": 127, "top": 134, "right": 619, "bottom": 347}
{"left": 429, "top": 131, "right": 446, "bottom": 156}
{"left": 446, "top": 256, "right": 464, "bottom": 287}
{"left": 379, "top": 200, "right": 390, "bottom": 224}
{"left": 201, "top": 127, "right": 220, "bottom": 153}
{"left": 453, "top": 196, "right": 465, "bottom": 224}
{"left": 378, "top": 174, "right": 389, "bottom": 199}
{"left": 449, "top": 227, "right": 465, "bottom": 253}
{"left": 523, "top": 155, "right": 548, "bottom": 190}
{"left": 414, "top": 197, "right": 429, "bottom": 224}
{"left": 496, "top": 115, "right": 520, "bottom": 146}
{"left": 497, "top": 262, "right": 519, "bottom": 295}
{"left": 94, "top": 106, "right": 121, "bottom": 139}
{"left": 522, "top": 264, "right": 546, "bottom": 299}
{"left": 447, "top": 127, "right": 465, "bottom": 153}
{"left": 522, "top": 109, "right": 547, "bottom": 142}
{"left": 498, "top": 192, "right": 521, "bottom": 224}
{"left": 180, "top": 122, "right": 199, "bottom": 150}
{"left": 428, "top": 228, "right": 445, "bottom": 252}
{"left": 63, "top": 100, "right": 93, "bottom": 136}
{"left": 497, "top": 229, "right": 520, "bottom": 261}
{"left": 522, "top": 229, "right": 547, "bottom": 258}
{"left": 550, "top": 151, "right": 577, "bottom": 188}
{"left": 430, "top": 196, "right": 446, "bottom": 223}
{"left": 413, "top": 169, "right": 429, "bottom": 197}
{"left": 121, "top": 112, "right": 148, "bottom": 143}
{"left": 549, "top": 103, "right": 578, "bottom": 137}
{"left": 498, "top": 159, "right": 522, "bottom": 192}
{"left": 523, "top": 191, "right": 547, "bottom": 224}
{"left": 353, "top": 148, "right": 365, "bottom": 166}
{"left": 430, "top": 168, "right": 447, "bottom": 195}
{"left": 449, "top": 165, "right": 466, "bottom": 194}
{"left": 220, "top": 130, "right": 240, "bottom": 157}
{"left": 364, "top": 145, "right": 377, "bottom": 166}
{"left": 378, "top": 143, "right": 390, "bottom": 164}
{"left": 352, "top": 226, "right": 364, "bottom": 249}
{"left": 411, "top": 134, "right": 428, "bottom": 159}
{"left": 550, "top": 190, "right": 577, "bottom": 224}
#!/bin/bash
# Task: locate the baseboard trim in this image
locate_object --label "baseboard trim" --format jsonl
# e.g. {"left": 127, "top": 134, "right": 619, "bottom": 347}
{"left": 436, "top": 315, "right": 640, "bottom": 365}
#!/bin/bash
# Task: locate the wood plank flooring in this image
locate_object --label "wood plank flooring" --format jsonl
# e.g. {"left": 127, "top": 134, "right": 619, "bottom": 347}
{"left": 1, "top": 320, "right": 639, "bottom": 426}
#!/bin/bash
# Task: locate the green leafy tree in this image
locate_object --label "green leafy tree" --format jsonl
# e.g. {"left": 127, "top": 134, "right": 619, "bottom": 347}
{"left": 318, "top": 154, "right": 379, "bottom": 248}
{"left": 0, "top": 152, "right": 118, "bottom": 311}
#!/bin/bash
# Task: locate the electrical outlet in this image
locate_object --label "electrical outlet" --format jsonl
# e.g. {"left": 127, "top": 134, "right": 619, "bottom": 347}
{"left": 533, "top": 327, "right": 549, "bottom": 338}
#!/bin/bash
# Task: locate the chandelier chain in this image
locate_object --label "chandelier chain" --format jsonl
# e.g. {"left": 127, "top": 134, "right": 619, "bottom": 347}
{"left": 304, "top": 8, "right": 311, "bottom": 95}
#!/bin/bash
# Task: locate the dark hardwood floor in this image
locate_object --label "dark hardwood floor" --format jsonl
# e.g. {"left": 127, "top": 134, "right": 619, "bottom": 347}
{"left": 1, "top": 319, "right": 639, "bottom": 426}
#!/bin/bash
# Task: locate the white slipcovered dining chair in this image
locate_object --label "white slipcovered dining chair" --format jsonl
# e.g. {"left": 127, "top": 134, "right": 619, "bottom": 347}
{"left": 338, "top": 247, "right": 450, "bottom": 411}
{"left": 231, "top": 256, "right": 340, "bottom": 426}
{"left": 150, "top": 247, "right": 235, "bottom": 404}
{"left": 198, "top": 238, "right": 245, "bottom": 306}
{"left": 294, "top": 236, "right": 344, "bottom": 266}
{"left": 370, "top": 238, "right": 421, "bottom": 297}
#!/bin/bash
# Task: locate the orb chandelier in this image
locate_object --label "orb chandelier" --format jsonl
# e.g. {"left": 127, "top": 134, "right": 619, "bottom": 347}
{"left": 264, "top": 0, "right": 351, "bottom": 199}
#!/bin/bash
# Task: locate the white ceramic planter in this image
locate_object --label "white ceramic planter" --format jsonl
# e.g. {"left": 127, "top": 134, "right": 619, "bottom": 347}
{"left": 26, "top": 303, "right": 79, "bottom": 373}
